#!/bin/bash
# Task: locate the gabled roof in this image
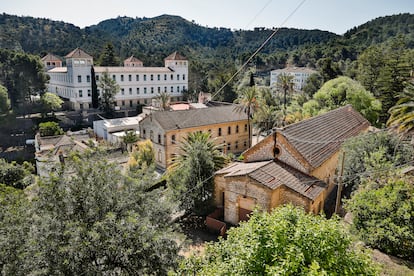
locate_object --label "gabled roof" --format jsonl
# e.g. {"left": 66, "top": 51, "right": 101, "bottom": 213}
{"left": 41, "top": 53, "right": 61, "bottom": 62}
{"left": 124, "top": 55, "right": 143, "bottom": 63}
{"left": 143, "top": 104, "right": 246, "bottom": 131}
{"left": 164, "top": 51, "right": 187, "bottom": 61}
{"left": 280, "top": 105, "right": 370, "bottom": 168}
{"left": 65, "top": 48, "right": 93, "bottom": 59}
{"left": 216, "top": 160, "right": 327, "bottom": 200}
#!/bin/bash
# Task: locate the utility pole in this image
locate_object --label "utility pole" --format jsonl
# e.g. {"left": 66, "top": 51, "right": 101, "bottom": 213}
{"left": 335, "top": 151, "right": 346, "bottom": 214}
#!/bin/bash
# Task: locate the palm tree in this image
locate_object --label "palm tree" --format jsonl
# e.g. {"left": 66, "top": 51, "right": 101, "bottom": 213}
{"left": 253, "top": 103, "right": 283, "bottom": 141}
{"left": 277, "top": 73, "right": 295, "bottom": 110}
{"left": 155, "top": 91, "right": 171, "bottom": 111}
{"left": 234, "top": 86, "right": 259, "bottom": 148}
{"left": 387, "top": 82, "right": 414, "bottom": 136}
{"left": 168, "top": 132, "right": 228, "bottom": 214}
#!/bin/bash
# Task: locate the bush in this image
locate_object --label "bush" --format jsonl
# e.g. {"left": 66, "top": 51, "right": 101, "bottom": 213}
{"left": 38, "top": 121, "right": 63, "bottom": 137}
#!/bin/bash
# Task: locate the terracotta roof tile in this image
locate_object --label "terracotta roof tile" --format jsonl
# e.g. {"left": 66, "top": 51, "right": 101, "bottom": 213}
{"left": 164, "top": 51, "right": 187, "bottom": 61}
{"left": 218, "top": 160, "right": 326, "bottom": 200}
{"left": 281, "top": 105, "right": 369, "bottom": 168}
{"left": 124, "top": 55, "right": 143, "bottom": 63}
{"left": 65, "top": 48, "right": 93, "bottom": 59}
{"left": 41, "top": 53, "right": 61, "bottom": 62}
{"left": 144, "top": 104, "right": 246, "bottom": 131}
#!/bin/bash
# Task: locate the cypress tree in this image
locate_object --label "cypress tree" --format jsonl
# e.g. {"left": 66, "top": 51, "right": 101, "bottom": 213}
{"left": 91, "top": 66, "right": 99, "bottom": 109}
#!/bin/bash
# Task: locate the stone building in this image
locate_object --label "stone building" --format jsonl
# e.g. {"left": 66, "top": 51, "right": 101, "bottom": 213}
{"left": 214, "top": 105, "right": 370, "bottom": 224}
{"left": 45, "top": 48, "right": 188, "bottom": 110}
{"left": 139, "top": 104, "right": 249, "bottom": 170}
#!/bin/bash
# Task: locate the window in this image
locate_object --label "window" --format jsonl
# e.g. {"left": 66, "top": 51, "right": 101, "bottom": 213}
{"left": 151, "top": 87, "right": 154, "bottom": 94}
{"left": 144, "top": 87, "right": 147, "bottom": 94}
{"left": 122, "top": 100, "right": 125, "bottom": 106}
{"left": 129, "top": 88, "right": 132, "bottom": 95}
{"left": 142, "top": 129, "right": 146, "bottom": 138}
{"left": 171, "top": 134, "right": 176, "bottom": 144}
{"left": 170, "top": 86, "right": 173, "bottom": 93}
{"left": 136, "top": 88, "right": 140, "bottom": 94}
{"left": 183, "top": 74, "right": 185, "bottom": 80}
{"left": 96, "top": 75, "right": 99, "bottom": 81}
{"left": 80, "top": 103, "right": 83, "bottom": 109}
{"left": 128, "top": 74, "right": 132, "bottom": 81}
{"left": 121, "top": 88, "right": 125, "bottom": 95}
{"left": 77, "top": 75, "right": 82, "bottom": 83}
{"left": 244, "top": 124, "right": 248, "bottom": 132}
{"left": 228, "top": 126, "right": 231, "bottom": 135}
{"left": 86, "top": 75, "right": 90, "bottom": 83}
{"left": 130, "top": 100, "right": 133, "bottom": 107}
{"left": 78, "top": 90, "right": 83, "bottom": 97}
{"left": 218, "top": 128, "right": 222, "bottom": 136}
{"left": 170, "top": 74, "right": 173, "bottom": 80}
{"left": 164, "top": 87, "right": 167, "bottom": 92}
{"left": 144, "top": 74, "right": 147, "bottom": 81}
{"left": 227, "top": 143, "right": 231, "bottom": 151}
{"left": 164, "top": 74, "right": 167, "bottom": 81}
{"left": 235, "top": 141, "right": 239, "bottom": 149}
{"left": 136, "top": 75, "right": 139, "bottom": 81}
{"left": 87, "top": 89, "right": 91, "bottom": 97}
{"left": 158, "top": 134, "right": 161, "bottom": 144}
{"left": 177, "top": 86, "right": 180, "bottom": 93}
{"left": 121, "top": 75, "right": 124, "bottom": 81}
{"left": 112, "top": 75, "right": 116, "bottom": 81}
{"left": 150, "top": 74, "right": 154, "bottom": 81}
{"left": 177, "top": 74, "right": 180, "bottom": 81}
{"left": 158, "top": 87, "right": 161, "bottom": 93}
{"left": 157, "top": 74, "right": 160, "bottom": 81}
{"left": 236, "top": 125, "right": 239, "bottom": 133}
{"left": 244, "top": 140, "right": 247, "bottom": 147}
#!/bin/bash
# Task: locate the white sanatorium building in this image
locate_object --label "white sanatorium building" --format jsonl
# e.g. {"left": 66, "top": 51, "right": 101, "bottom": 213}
{"left": 270, "top": 67, "right": 317, "bottom": 91}
{"left": 43, "top": 48, "right": 188, "bottom": 110}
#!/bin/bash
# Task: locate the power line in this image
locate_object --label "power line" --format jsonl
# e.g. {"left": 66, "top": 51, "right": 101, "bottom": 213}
{"left": 245, "top": 0, "right": 274, "bottom": 29}
{"left": 209, "top": 0, "right": 308, "bottom": 102}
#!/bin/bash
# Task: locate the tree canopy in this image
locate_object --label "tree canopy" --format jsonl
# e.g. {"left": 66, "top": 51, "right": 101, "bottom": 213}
{"left": 302, "top": 76, "right": 382, "bottom": 125}
{"left": 0, "top": 85, "right": 10, "bottom": 114}
{"left": 40, "top": 92, "right": 63, "bottom": 116}
{"left": 346, "top": 174, "right": 414, "bottom": 261}
{"left": 38, "top": 121, "right": 64, "bottom": 137}
{"left": 98, "top": 70, "right": 120, "bottom": 114}
{"left": 0, "top": 153, "right": 181, "bottom": 275}
{"left": 168, "top": 132, "right": 228, "bottom": 215}
{"left": 179, "top": 205, "right": 378, "bottom": 275}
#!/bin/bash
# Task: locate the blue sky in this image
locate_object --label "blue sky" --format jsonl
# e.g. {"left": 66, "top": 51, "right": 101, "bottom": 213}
{"left": 2, "top": 0, "right": 413, "bottom": 34}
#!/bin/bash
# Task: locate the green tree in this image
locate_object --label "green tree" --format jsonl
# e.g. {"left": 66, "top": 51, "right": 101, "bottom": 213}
{"left": 0, "top": 159, "right": 34, "bottom": 189}
{"left": 99, "top": 70, "right": 120, "bottom": 114}
{"left": 0, "top": 85, "right": 10, "bottom": 114}
{"left": 128, "top": 139, "right": 155, "bottom": 170}
{"left": 302, "top": 76, "right": 382, "bottom": 125}
{"left": 179, "top": 205, "right": 378, "bottom": 275}
{"left": 317, "top": 57, "right": 341, "bottom": 82}
{"left": 340, "top": 131, "right": 413, "bottom": 191}
{"left": 38, "top": 121, "right": 64, "bottom": 137}
{"left": 40, "top": 92, "right": 63, "bottom": 117}
{"left": 168, "top": 132, "right": 228, "bottom": 215}
{"left": 234, "top": 86, "right": 259, "bottom": 148}
{"left": 276, "top": 73, "right": 294, "bottom": 110}
{"left": 91, "top": 66, "right": 99, "bottom": 108}
{"left": 387, "top": 82, "right": 414, "bottom": 135}
{"left": 0, "top": 184, "right": 31, "bottom": 275}
{"left": 98, "top": 42, "right": 119, "bottom": 66}
{"left": 122, "top": 130, "right": 138, "bottom": 152}
{"left": 346, "top": 175, "right": 414, "bottom": 261}
{"left": 23, "top": 153, "right": 181, "bottom": 275}
{"left": 155, "top": 91, "right": 171, "bottom": 111}
{"left": 303, "top": 72, "right": 323, "bottom": 97}
{"left": 357, "top": 37, "right": 412, "bottom": 123}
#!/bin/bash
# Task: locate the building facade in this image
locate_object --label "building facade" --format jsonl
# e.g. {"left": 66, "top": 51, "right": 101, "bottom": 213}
{"left": 139, "top": 105, "right": 249, "bottom": 170}
{"left": 45, "top": 48, "right": 188, "bottom": 110}
{"left": 214, "top": 105, "right": 370, "bottom": 224}
{"left": 270, "top": 67, "right": 317, "bottom": 91}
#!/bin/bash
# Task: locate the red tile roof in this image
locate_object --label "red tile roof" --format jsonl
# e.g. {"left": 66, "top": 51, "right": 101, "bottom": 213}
{"left": 164, "top": 51, "right": 187, "bottom": 61}
{"left": 124, "top": 55, "right": 143, "bottom": 63}
{"left": 41, "top": 53, "right": 61, "bottom": 62}
{"left": 216, "top": 160, "right": 326, "bottom": 200}
{"left": 280, "top": 105, "right": 370, "bottom": 168}
{"left": 65, "top": 48, "right": 93, "bottom": 59}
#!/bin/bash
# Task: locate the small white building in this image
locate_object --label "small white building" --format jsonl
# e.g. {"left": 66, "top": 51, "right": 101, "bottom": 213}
{"left": 270, "top": 67, "right": 317, "bottom": 91}
{"left": 93, "top": 115, "right": 143, "bottom": 145}
{"left": 45, "top": 48, "right": 188, "bottom": 111}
